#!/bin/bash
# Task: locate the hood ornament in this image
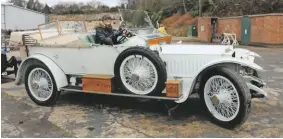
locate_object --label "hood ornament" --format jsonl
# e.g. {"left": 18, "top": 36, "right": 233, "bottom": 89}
{"left": 225, "top": 47, "right": 232, "bottom": 53}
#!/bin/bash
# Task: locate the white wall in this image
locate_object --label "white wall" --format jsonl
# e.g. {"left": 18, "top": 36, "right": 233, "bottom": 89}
{"left": 2, "top": 4, "right": 46, "bottom": 30}
{"left": 1, "top": 5, "right": 5, "bottom": 29}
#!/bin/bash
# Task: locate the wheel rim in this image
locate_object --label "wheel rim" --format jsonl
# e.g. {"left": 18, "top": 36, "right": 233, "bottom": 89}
{"left": 28, "top": 68, "right": 53, "bottom": 101}
{"left": 204, "top": 75, "right": 240, "bottom": 122}
{"left": 120, "top": 55, "right": 158, "bottom": 95}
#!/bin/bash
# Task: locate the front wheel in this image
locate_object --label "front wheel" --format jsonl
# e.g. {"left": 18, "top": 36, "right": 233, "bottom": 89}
{"left": 24, "top": 62, "right": 60, "bottom": 106}
{"left": 200, "top": 67, "right": 251, "bottom": 129}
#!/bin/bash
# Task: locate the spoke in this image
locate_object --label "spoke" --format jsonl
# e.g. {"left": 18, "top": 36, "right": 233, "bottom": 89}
{"left": 206, "top": 76, "right": 240, "bottom": 120}
{"left": 121, "top": 55, "right": 157, "bottom": 94}
{"left": 137, "top": 81, "right": 146, "bottom": 91}
{"left": 29, "top": 68, "right": 53, "bottom": 101}
{"left": 131, "top": 81, "right": 138, "bottom": 89}
{"left": 140, "top": 78, "right": 152, "bottom": 89}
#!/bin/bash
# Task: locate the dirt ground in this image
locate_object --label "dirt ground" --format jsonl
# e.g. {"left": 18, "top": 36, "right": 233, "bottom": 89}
{"left": 1, "top": 45, "right": 283, "bottom": 137}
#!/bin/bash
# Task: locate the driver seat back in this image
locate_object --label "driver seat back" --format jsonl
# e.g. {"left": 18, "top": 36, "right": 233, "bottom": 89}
{"left": 78, "top": 34, "right": 101, "bottom": 45}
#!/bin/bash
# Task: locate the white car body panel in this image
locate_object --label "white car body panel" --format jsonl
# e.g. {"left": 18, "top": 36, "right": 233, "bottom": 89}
{"left": 170, "top": 58, "right": 263, "bottom": 103}
{"left": 156, "top": 45, "right": 263, "bottom": 103}
{"left": 28, "top": 46, "right": 122, "bottom": 75}
{"left": 16, "top": 42, "right": 264, "bottom": 103}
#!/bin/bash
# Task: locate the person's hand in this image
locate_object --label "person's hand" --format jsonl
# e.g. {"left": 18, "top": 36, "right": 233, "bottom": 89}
{"left": 123, "top": 30, "right": 128, "bottom": 35}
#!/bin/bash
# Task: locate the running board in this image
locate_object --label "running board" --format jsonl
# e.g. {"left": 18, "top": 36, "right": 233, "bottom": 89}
{"left": 60, "top": 86, "right": 180, "bottom": 101}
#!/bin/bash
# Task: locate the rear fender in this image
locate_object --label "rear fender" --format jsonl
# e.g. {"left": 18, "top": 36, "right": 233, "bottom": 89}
{"left": 175, "top": 58, "right": 263, "bottom": 103}
{"left": 15, "top": 54, "right": 68, "bottom": 91}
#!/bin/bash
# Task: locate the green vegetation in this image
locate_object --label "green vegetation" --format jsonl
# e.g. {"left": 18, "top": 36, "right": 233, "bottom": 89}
{"left": 127, "top": 0, "right": 283, "bottom": 24}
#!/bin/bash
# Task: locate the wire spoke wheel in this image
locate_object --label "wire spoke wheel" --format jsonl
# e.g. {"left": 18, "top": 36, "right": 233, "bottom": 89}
{"left": 28, "top": 68, "right": 53, "bottom": 101}
{"left": 115, "top": 47, "right": 166, "bottom": 96}
{"left": 120, "top": 55, "right": 158, "bottom": 95}
{"left": 204, "top": 75, "right": 240, "bottom": 122}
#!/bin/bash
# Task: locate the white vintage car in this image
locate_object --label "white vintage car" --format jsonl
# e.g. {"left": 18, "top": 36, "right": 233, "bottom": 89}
{"left": 14, "top": 9, "right": 267, "bottom": 129}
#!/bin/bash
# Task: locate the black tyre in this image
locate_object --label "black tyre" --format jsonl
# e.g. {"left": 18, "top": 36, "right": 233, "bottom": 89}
{"left": 24, "top": 62, "right": 60, "bottom": 106}
{"left": 199, "top": 67, "right": 251, "bottom": 129}
{"left": 114, "top": 47, "right": 167, "bottom": 96}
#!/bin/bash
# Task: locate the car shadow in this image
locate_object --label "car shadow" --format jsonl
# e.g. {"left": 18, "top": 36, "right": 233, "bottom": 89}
{"left": 1, "top": 76, "right": 15, "bottom": 84}
{"left": 56, "top": 92, "right": 209, "bottom": 122}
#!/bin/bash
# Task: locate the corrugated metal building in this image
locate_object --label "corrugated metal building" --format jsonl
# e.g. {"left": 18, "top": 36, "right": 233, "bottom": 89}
{"left": 1, "top": 3, "right": 47, "bottom": 30}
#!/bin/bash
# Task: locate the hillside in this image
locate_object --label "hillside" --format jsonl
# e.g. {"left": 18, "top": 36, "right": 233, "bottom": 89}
{"left": 128, "top": 0, "right": 283, "bottom": 36}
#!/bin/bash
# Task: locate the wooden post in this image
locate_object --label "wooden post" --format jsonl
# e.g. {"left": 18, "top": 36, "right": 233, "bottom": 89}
{"left": 38, "top": 25, "right": 43, "bottom": 40}
{"left": 56, "top": 20, "right": 61, "bottom": 35}
{"left": 21, "top": 34, "right": 29, "bottom": 57}
{"left": 83, "top": 17, "right": 88, "bottom": 32}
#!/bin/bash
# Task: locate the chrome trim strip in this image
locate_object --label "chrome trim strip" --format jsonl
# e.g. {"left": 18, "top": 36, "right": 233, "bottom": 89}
{"left": 61, "top": 88, "right": 180, "bottom": 101}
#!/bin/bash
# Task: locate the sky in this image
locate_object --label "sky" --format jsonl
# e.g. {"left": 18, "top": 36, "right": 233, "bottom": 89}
{"left": 1, "top": 0, "right": 121, "bottom": 7}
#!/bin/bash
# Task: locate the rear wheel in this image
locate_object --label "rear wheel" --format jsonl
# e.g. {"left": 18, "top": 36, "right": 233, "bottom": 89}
{"left": 200, "top": 67, "right": 251, "bottom": 129}
{"left": 24, "top": 62, "right": 60, "bottom": 106}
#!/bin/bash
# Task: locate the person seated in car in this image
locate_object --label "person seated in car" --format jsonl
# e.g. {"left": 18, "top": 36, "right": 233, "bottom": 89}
{"left": 95, "top": 15, "right": 124, "bottom": 45}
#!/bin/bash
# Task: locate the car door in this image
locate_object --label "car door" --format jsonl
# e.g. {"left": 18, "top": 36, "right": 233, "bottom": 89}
{"left": 78, "top": 45, "right": 121, "bottom": 75}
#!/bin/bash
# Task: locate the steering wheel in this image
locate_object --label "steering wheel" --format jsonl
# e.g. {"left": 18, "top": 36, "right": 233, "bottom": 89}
{"left": 116, "top": 28, "right": 131, "bottom": 43}
{"left": 117, "top": 34, "right": 127, "bottom": 43}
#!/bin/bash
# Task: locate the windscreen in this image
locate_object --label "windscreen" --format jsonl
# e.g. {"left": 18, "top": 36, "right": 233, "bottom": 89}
{"left": 119, "top": 9, "right": 153, "bottom": 29}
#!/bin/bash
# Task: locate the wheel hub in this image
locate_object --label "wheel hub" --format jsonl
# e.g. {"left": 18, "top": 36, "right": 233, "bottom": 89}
{"left": 39, "top": 78, "right": 48, "bottom": 88}
{"left": 33, "top": 83, "right": 40, "bottom": 90}
{"left": 131, "top": 73, "right": 140, "bottom": 82}
{"left": 211, "top": 90, "right": 231, "bottom": 105}
{"left": 211, "top": 95, "right": 220, "bottom": 105}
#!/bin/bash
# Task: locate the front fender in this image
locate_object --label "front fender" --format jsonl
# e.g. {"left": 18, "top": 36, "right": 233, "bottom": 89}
{"left": 234, "top": 48, "right": 262, "bottom": 63}
{"left": 175, "top": 58, "right": 263, "bottom": 103}
{"left": 15, "top": 54, "right": 68, "bottom": 91}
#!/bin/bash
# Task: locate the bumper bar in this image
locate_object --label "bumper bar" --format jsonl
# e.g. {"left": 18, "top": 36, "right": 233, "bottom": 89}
{"left": 247, "top": 83, "right": 267, "bottom": 98}
{"left": 244, "top": 76, "right": 267, "bottom": 98}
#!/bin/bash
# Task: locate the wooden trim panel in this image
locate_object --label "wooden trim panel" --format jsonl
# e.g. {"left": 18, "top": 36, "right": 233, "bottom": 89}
{"left": 165, "top": 80, "right": 182, "bottom": 98}
{"left": 82, "top": 74, "right": 113, "bottom": 93}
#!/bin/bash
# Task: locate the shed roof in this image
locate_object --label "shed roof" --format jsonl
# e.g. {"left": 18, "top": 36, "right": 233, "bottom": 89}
{"left": 1, "top": 3, "right": 45, "bottom": 15}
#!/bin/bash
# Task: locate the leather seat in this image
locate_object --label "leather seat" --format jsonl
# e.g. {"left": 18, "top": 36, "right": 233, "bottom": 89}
{"left": 78, "top": 34, "right": 101, "bottom": 45}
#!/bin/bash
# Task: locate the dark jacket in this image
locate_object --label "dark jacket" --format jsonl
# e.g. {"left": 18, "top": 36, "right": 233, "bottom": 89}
{"left": 95, "top": 22, "right": 121, "bottom": 45}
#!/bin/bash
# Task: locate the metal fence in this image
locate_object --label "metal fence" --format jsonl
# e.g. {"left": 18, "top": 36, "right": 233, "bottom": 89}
{"left": 1, "top": 35, "right": 20, "bottom": 51}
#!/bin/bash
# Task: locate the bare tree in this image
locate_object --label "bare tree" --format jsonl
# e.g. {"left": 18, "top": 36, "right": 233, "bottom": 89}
{"left": 32, "top": 0, "right": 43, "bottom": 12}
{"left": 183, "top": 0, "right": 187, "bottom": 12}
{"left": 43, "top": 4, "right": 51, "bottom": 14}
{"left": 8, "top": 0, "right": 26, "bottom": 7}
{"left": 26, "top": 0, "right": 34, "bottom": 9}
